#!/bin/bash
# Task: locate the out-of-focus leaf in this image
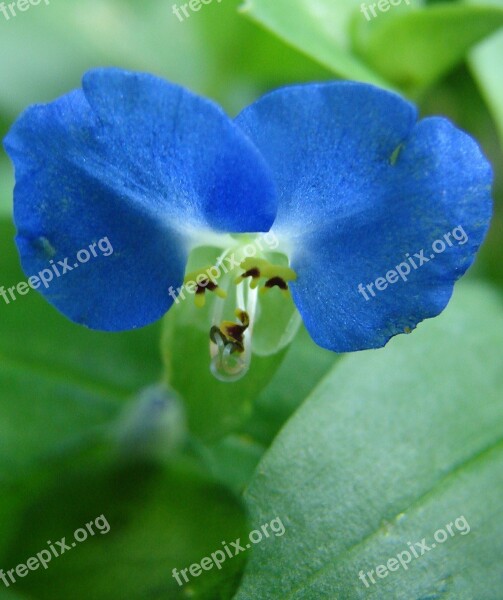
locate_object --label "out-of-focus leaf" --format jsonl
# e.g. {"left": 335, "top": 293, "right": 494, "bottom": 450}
{"left": 0, "top": 156, "right": 13, "bottom": 217}
{"left": 0, "top": 0, "right": 335, "bottom": 220}
{"left": 187, "top": 0, "right": 335, "bottom": 114}
{"left": 0, "top": 592, "right": 34, "bottom": 600}
{"left": 240, "top": 0, "right": 390, "bottom": 87}
{"left": 236, "top": 284, "right": 503, "bottom": 599}
{"left": 0, "top": 0, "right": 205, "bottom": 118}
{"left": 353, "top": 4, "right": 503, "bottom": 93}
{"left": 243, "top": 324, "right": 339, "bottom": 446}
{"left": 200, "top": 434, "right": 265, "bottom": 495}
{"left": 468, "top": 0, "right": 503, "bottom": 146}
{"left": 0, "top": 219, "right": 162, "bottom": 551}
{"left": 3, "top": 451, "right": 246, "bottom": 600}
{"left": 0, "top": 221, "right": 161, "bottom": 396}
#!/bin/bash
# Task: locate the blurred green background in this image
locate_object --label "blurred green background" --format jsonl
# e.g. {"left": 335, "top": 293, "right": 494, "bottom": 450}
{"left": 0, "top": 1, "right": 502, "bottom": 598}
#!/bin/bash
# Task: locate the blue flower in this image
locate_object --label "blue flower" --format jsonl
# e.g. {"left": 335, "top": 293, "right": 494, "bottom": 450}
{"left": 4, "top": 68, "right": 492, "bottom": 364}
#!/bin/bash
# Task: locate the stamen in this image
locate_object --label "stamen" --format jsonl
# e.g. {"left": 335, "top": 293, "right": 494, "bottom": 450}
{"left": 235, "top": 257, "right": 297, "bottom": 294}
{"left": 184, "top": 267, "right": 227, "bottom": 308}
{"left": 211, "top": 309, "right": 249, "bottom": 354}
{"left": 183, "top": 239, "right": 297, "bottom": 382}
{"left": 261, "top": 279, "right": 290, "bottom": 299}
{"left": 209, "top": 284, "right": 258, "bottom": 383}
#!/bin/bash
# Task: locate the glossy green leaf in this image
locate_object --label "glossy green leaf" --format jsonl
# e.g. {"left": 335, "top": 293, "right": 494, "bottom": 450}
{"left": 353, "top": 4, "right": 503, "bottom": 93}
{"left": 236, "top": 284, "right": 503, "bottom": 598}
{"left": 241, "top": 0, "right": 390, "bottom": 87}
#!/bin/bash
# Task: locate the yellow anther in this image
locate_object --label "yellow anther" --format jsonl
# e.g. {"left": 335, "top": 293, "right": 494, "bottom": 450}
{"left": 235, "top": 257, "right": 297, "bottom": 295}
{"left": 183, "top": 265, "right": 227, "bottom": 308}
{"left": 234, "top": 258, "right": 268, "bottom": 285}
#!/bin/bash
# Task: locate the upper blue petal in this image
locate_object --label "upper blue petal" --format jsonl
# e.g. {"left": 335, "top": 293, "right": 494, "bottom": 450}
{"left": 236, "top": 82, "right": 493, "bottom": 352}
{"left": 4, "top": 68, "right": 277, "bottom": 331}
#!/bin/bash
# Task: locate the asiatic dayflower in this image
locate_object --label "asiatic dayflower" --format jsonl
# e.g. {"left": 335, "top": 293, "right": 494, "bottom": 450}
{"left": 4, "top": 68, "right": 492, "bottom": 380}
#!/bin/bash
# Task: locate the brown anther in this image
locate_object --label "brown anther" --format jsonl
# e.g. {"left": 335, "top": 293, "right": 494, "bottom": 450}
{"left": 242, "top": 268, "right": 260, "bottom": 279}
{"left": 210, "top": 310, "right": 250, "bottom": 355}
{"left": 195, "top": 277, "right": 218, "bottom": 295}
{"left": 264, "top": 276, "right": 288, "bottom": 290}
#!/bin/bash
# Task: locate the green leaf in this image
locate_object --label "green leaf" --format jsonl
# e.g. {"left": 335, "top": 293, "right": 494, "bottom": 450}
{"left": 0, "top": 220, "right": 162, "bottom": 393}
{"left": 199, "top": 434, "right": 266, "bottom": 495}
{"left": 0, "top": 219, "right": 162, "bottom": 477}
{"left": 0, "top": 218, "right": 163, "bottom": 553}
{"left": 3, "top": 450, "right": 246, "bottom": 600}
{"left": 0, "top": 155, "right": 13, "bottom": 218}
{"left": 468, "top": 0, "right": 503, "bottom": 146}
{"left": 186, "top": 0, "right": 335, "bottom": 114}
{"left": 235, "top": 284, "right": 503, "bottom": 598}
{"left": 243, "top": 324, "right": 340, "bottom": 446}
{"left": 352, "top": 4, "right": 503, "bottom": 93}
{"left": 0, "top": 592, "right": 34, "bottom": 600}
{"left": 240, "top": 0, "right": 391, "bottom": 87}
{"left": 0, "top": 1, "right": 207, "bottom": 119}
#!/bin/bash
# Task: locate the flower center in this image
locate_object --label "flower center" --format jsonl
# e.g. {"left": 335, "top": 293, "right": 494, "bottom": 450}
{"left": 210, "top": 256, "right": 296, "bottom": 382}
{"left": 181, "top": 238, "right": 297, "bottom": 382}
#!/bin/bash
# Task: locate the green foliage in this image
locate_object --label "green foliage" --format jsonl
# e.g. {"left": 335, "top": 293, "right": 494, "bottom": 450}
{"left": 6, "top": 457, "right": 247, "bottom": 600}
{"left": 241, "top": 0, "right": 390, "bottom": 87}
{"left": 243, "top": 324, "right": 339, "bottom": 446}
{"left": 236, "top": 285, "right": 503, "bottom": 598}
{"left": 0, "top": 1, "right": 502, "bottom": 598}
{"left": 0, "top": 220, "right": 161, "bottom": 447}
{"left": 353, "top": 3, "right": 503, "bottom": 93}
{"left": 468, "top": 0, "right": 503, "bottom": 145}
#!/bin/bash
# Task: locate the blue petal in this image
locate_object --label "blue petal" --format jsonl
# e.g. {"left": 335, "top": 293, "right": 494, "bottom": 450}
{"left": 4, "top": 68, "right": 276, "bottom": 330}
{"left": 236, "top": 83, "right": 493, "bottom": 352}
